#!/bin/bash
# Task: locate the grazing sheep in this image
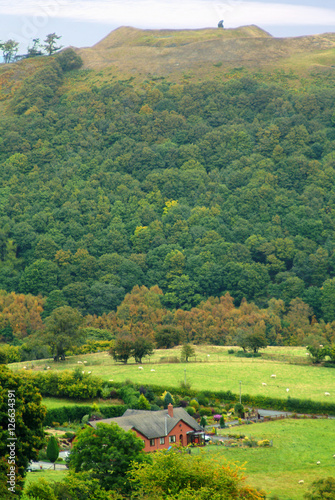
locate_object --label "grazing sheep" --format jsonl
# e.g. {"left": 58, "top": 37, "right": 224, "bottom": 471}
{"left": 88, "top": 371, "right": 91, "bottom": 374}
{"left": 317, "top": 461, "right": 321, "bottom": 465}
{"left": 262, "top": 383, "right": 267, "bottom": 386}
{"left": 138, "top": 366, "right": 143, "bottom": 370}
{"left": 23, "top": 366, "right": 26, "bottom": 369}
{"left": 83, "top": 360, "right": 88, "bottom": 364}
{"left": 77, "top": 361, "right": 83, "bottom": 364}
{"left": 325, "top": 392, "right": 330, "bottom": 396}
{"left": 82, "top": 371, "right": 85, "bottom": 374}
{"left": 286, "top": 388, "right": 289, "bottom": 392}
{"left": 46, "top": 366, "right": 50, "bottom": 370}
{"left": 298, "top": 480, "right": 304, "bottom": 484}
{"left": 151, "top": 369, "right": 155, "bottom": 372}
{"left": 271, "top": 374, "right": 276, "bottom": 378}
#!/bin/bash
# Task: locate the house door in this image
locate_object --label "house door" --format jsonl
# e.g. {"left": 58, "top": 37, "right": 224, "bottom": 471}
{"left": 179, "top": 434, "right": 183, "bottom": 446}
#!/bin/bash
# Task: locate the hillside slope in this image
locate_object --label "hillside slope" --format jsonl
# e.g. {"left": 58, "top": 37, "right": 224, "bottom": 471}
{"left": 76, "top": 25, "right": 335, "bottom": 76}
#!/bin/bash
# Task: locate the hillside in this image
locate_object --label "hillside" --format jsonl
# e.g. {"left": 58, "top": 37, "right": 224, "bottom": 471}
{"left": 76, "top": 25, "right": 335, "bottom": 77}
{"left": 1, "top": 26, "right": 335, "bottom": 347}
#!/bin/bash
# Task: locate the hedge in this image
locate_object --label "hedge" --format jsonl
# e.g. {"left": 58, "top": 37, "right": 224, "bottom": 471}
{"left": 109, "top": 382, "right": 335, "bottom": 416}
{"left": 44, "top": 404, "right": 128, "bottom": 426}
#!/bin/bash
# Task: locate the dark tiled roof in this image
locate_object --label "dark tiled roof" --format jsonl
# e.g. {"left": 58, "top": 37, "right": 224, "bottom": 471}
{"left": 89, "top": 407, "right": 203, "bottom": 439}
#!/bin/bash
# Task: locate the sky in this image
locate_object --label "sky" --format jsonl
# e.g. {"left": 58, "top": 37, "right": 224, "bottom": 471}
{"left": 0, "top": 0, "right": 335, "bottom": 53}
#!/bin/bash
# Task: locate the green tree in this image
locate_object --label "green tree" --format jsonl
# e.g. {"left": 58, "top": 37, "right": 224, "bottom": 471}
{"left": 321, "top": 278, "right": 335, "bottom": 323}
{"left": 68, "top": 422, "right": 149, "bottom": 494}
{"left": 24, "top": 472, "right": 122, "bottom": 499}
{"left": 0, "top": 39, "right": 19, "bottom": 63}
{"left": 43, "top": 33, "right": 63, "bottom": 55}
{"left": 44, "top": 306, "right": 84, "bottom": 361}
{"left": 110, "top": 336, "right": 134, "bottom": 364}
{"left": 304, "top": 477, "right": 335, "bottom": 499}
{"left": 155, "top": 325, "right": 182, "bottom": 349}
{"left": 219, "top": 415, "right": 225, "bottom": 428}
{"left": 46, "top": 435, "right": 59, "bottom": 470}
{"left": 19, "top": 259, "right": 59, "bottom": 295}
{"left": 0, "top": 366, "right": 46, "bottom": 496}
{"left": 129, "top": 447, "right": 266, "bottom": 499}
{"left": 163, "top": 391, "right": 174, "bottom": 408}
{"left": 234, "top": 403, "right": 244, "bottom": 418}
{"left": 181, "top": 343, "right": 195, "bottom": 362}
{"left": 133, "top": 337, "right": 154, "bottom": 364}
{"left": 56, "top": 48, "right": 83, "bottom": 71}
{"left": 200, "top": 416, "right": 207, "bottom": 428}
{"left": 137, "top": 394, "right": 151, "bottom": 410}
{"left": 27, "top": 38, "right": 42, "bottom": 57}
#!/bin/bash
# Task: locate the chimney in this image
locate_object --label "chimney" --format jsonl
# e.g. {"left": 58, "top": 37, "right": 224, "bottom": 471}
{"left": 167, "top": 403, "right": 173, "bottom": 417}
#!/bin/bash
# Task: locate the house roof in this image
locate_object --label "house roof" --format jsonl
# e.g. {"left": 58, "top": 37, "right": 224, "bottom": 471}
{"left": 89, "top": 407, "right": 203, "bottom": 440}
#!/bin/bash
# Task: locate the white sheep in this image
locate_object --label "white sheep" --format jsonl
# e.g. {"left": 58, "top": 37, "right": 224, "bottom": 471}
{"left": 262, "top": 383, "right": 267, "bottom": 386}
{"left": 298, "top": 480, "right": 304, "bottom": 484}
{"left": 325, "top": 392, "right": 330, "bottom": 396}
{"left": 151, "top": 369, "right": 155, "bottom": 372}
{"left": 46, "top": 366, "right": 50, "bottom": 370}
{"left": 271, "top": 374, "right": 276, "bottom": 378}
{"left": 88, "top": 371, "right": 91, "bottom": 374}
{"left": 77, "top": 361, "right": 83, "bottom": 364}
{"left": 82, "top": 371, "right": 85, "bottom": 374}
{"left": 23, "top": 366, "right": 26, "bottom": 369}
{"left": 138, "top": 366, "right": 143, "bottom": 370}
{"left": 286, "top": 388, "right": 289, "bottom": 392}
{"left": 83, "top": 360, "right": 88, "bottom": 364}
{"left": 317, "top": 461, "right": 321, "bottom": 465}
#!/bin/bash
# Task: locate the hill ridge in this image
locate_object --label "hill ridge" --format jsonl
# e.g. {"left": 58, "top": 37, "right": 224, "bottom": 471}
{"left": 77, "top": 25, "right": 335, "bottom": 75}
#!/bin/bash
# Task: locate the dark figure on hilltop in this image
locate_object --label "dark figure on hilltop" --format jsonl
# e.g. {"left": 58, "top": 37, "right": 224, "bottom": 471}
{"left": 218, "top": 20, "right": 224, "bottom": 28}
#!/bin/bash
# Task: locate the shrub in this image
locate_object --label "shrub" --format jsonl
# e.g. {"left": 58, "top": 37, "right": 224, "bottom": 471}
{"left": 179, "top": 399, "right": 189, "bottom": 408}
{"left": 199, "top": 408, "right": 212, "bottom": 417}
{"left": 56, "top": 48, "right": 83, "bottom": 71}
{"left": 186, "top": 406, "right": 195, "bottom": 416}
{"left": 197, "top": 392, "right": 209, "bottom": 406}
{"left": 200, "top": 416, "right": 207, "bottom": 428}
{"left": 189, "top": 398, "right": 200, "bottom": 410}
{"left": 258, "top": 439, "right": 271, "bottom": 447}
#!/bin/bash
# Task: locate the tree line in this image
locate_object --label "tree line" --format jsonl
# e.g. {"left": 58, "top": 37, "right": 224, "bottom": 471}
{"left": 0, "top": 33, "right": 62, "bottom": 63}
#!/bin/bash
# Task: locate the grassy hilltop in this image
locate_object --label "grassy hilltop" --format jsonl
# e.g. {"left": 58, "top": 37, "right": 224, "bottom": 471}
{"left": 75, "top": 25, "right": 335, "bottom": 78}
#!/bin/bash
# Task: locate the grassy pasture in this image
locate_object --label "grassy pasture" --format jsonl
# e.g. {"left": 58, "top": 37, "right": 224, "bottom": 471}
{"left": 194, "top": 418, "right": 335, "bottom": 500}
{"left": 11, "top": 346, "right": 335, "bottom": 404}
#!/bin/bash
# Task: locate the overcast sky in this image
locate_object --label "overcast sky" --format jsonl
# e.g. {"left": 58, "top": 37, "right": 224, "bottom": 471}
{"left": 1, "top": 0, "right": 335, "bottom": 52}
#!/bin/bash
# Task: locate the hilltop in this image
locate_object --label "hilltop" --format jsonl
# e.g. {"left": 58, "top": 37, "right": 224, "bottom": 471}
{"left": 75, "top": 25, "right": 335, "bottom": 77}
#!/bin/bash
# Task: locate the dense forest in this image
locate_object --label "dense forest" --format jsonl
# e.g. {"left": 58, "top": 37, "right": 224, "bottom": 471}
{"left": 1, "top": 48, "right": 335, "bottom": 346}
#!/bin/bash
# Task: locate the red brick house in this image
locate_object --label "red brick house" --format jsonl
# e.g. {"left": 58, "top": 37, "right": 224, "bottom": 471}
{"left": 89, "top": 404, "right": 205, "bottom": 452}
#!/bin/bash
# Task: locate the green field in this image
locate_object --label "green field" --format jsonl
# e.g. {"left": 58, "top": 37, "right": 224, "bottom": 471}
{"left": 11, "top": 346, "right": 335, "bottom": 404}
{"left": 24, "top": 469, "right": 68, "bottom": 491}
{"left": 194, "top": 418, "right": 335, "bottom": 500}
{"left": 23, "top": 419, "right": 335, "bottom": 500}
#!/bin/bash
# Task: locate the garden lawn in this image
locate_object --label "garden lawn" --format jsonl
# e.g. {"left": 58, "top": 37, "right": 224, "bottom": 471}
{"left": 24, "top": 469, "right": 68, "bottom": 491}
{"left": 194, "top": 418, "right": 335, "bottom": 500}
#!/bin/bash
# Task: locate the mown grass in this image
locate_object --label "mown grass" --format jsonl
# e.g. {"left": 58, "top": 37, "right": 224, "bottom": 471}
{"left": 11, "top": 346, "right": 335, "bottom": 404}
{"left": 194, "top": 418, "right": 335, "bottom": 500}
